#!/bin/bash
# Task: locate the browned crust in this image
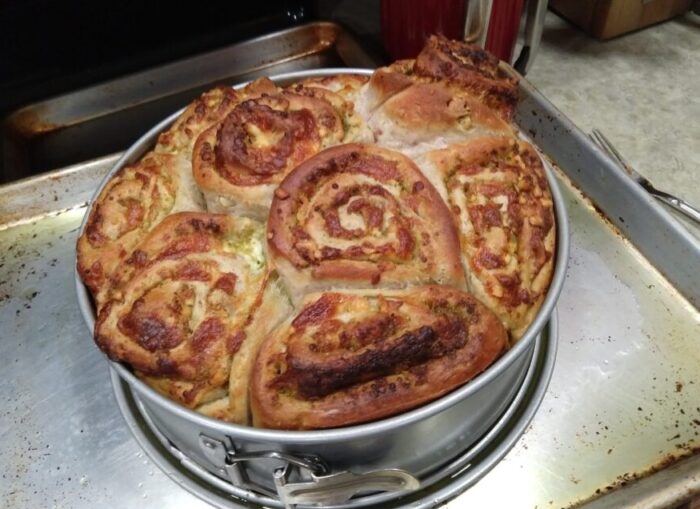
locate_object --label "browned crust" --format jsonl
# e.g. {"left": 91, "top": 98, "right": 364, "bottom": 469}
{"left": 94, "top": 212, "right": 268, "bottom": 415}
{"left": 379, "top": 81, "right": 512, "bottom": 134}
{"left": 76, "top": 151, "right": 178, "bottom": 307}
{"left": 156, "top": 79, "right": 278, "bottom": 154}
{"left": 414, "top": 35, "right": 519, "bottom": 121}
{"left": 250, "top": 285, "right": 508, "bottom": 430}
{"left": 426, "top": 137, "right": 556, "bottom": 340}
{"left": 193, "top": 92, "right": 343, "bottom": 191}
{"left": 267, "top": 143, "right": 465, "bottom": 299}
{"left": 293, "top": 74, "right": 369, "bottom": 102}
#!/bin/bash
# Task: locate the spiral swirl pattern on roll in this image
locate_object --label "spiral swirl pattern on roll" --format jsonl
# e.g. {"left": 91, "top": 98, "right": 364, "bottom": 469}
{"left": 423, "top": 137, "right": 556, "bottom": 340}
{"left": 193, "top": 86, "right": 356, "bottom": 219}
{"left": 95, "top": 212, "right": 274, "bottom": 422}
{"left": 251, "top": 285, "right": 508, "bottom": 429}
{"left": 267, "top": 143, "right": 466, "bottom": 302}
{"left": 76, "top": 36, "right": 562, "bottom": 430}
{"left": 78, "top": 152, "right": 182, "bottom": 307}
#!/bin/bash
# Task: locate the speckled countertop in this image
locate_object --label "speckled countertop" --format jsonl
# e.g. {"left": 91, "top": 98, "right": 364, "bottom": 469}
{"left": 526, "top": 11, "right": 700, "bottom": 236}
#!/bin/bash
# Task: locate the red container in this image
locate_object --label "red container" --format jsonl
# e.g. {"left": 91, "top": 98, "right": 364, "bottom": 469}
{"left": 381, "top": 0, "right": 525, "bottom": 63}
{"left": 381, "top": 0, "right": 466, "bottom": 60}
{"left": 484, "top": 0, "right": 525, "bottom": 62}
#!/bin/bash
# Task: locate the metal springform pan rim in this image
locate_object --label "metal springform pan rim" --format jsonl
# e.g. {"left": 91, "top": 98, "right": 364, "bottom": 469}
{"left": 76, "top": 68, "right": 570, "bottom": 444}
{"left": 111, "top": 313, "right": 558, "bottom": 509}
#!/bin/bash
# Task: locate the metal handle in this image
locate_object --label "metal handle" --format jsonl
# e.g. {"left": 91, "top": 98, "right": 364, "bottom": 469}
{"left": 464, "top": 0, "right": 493, "bottom": 46}
{"left": 465, "top": 0, "right": 548, "bottom": 71}
{"left": 650, "top": 189, "right": 700, "bottom": 226}
{"left": 226, "top": 450, "right": 330, "bottom": 476}
{"left": 199, "top": 434, "right": 420, "bottom": 508}
{"left": 514, "top": 0, "right": 549, "bottom": 74}
{"left": 274, "top": 465, "right": 420, "bottom": 508}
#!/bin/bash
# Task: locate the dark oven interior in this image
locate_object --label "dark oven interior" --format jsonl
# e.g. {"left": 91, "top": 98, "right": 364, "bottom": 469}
{"left": 0, "top": 0, "right": 383, "bottom": 183}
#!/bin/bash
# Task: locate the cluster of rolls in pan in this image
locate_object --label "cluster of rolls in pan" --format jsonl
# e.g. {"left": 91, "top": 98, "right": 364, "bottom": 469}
{"left": 77, "top": 35, "right": 556, "bottom": 430}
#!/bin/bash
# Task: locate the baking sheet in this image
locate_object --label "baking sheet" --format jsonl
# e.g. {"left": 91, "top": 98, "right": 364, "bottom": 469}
{"left": 1, "top": 75, "right": 699, "bottom": 509}
{"left": 1, "top": 21, "right": 380, "bottom": 181}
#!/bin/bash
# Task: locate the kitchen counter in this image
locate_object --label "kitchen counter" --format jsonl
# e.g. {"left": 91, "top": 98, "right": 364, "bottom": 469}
{"left": 526, "top": 11, "right": 700, "bottom": 238}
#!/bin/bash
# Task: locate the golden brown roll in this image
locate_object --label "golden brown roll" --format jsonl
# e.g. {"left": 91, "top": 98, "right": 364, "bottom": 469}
{"left": 291, "top": 74, "right": 370, "bottom": 105}
{"left": 267, "top": 143, "right": 466, "bottom": 303}
{"left": 77, "top": 151, "right": 203, "bottom": 308}
{"left": 354, "top": 59, "right": 416, "bottom": 118}
{"left": 95, "top": 212, "right": 291, "bottom": 423}
{"left": 286, "top": 74, "right": 373, "bottom": 144}
{"left": 367, "top": 80, "right": 514, "bottom": 159}
{"left": 155, "top": 79, "right": 279, "bottom": 155}
{"left": 77, "top": 80, "right": 279, "bottom": 308}
{"left": 414, "top": 35, "right": 519, "bottom": 121}
{"left": 155, "top": 79, "right": 280, "bottom": 212}
{"left": 250, "top": 285, "right": 508, "bottom": 430}
{"left": 422, "top": 137, "right": 556, "bottom": 340}
{"left": 193, "top": 82, "right": 362, "bottom": 219}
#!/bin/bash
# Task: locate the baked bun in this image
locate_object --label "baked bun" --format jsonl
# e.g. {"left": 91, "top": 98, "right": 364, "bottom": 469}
{"left": 155, "top": 79, "right": 279, "bottom": 155}
{"left": 95, "top": 212, "right": 289, "bottom": 423}
{"left": 414, "top": 34, "right": 519, "bottom": 121}
{"left": 291, "top": 74, "right": 371, "bottom": 107}
{"left": 286, "top": 75, "right": 374, "bottom": 144}
{"left": 250, "top": 285, "right": 508, "bottom": 430}
{"left": 193, "top": 79, "right": 367, "bottom": 219}
{"left": 267, "top": 143, "right": 465, "bottom": 303}
{"left": 368, "top": 81, "right": 514, "bottom": 158}
{"left": 154, "top": 82, "right": 278, "bottom": 213}
{"left": 77, "top": 152, "right": 203, "bottom": 308}
{"left": 422, "top": 137, "right": 556, "bottom": 340}
{"left": 354, "top": 60, "right": 416, "bottom": 117}
{"left": 78, "top": 36, "right": 560, "bottom": 428}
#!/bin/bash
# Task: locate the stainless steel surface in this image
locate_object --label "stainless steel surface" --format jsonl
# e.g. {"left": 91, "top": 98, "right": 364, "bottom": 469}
{"left": 113, "top": 316, "right": 557, "bottom": 509}
{"left": 71, "top": 68, "right": 568, "bottom": 508}
{"left": 515, "top": 77, "right": 700, "bottom": 309}
{"left": 590, "top": 129, "right": 700, "bottom": 226}
{"left": 1, "top": 21, "right": 381, "bottom": 181}
{"left": 513, "top": 0, "right": 548, "bottom": 74}
{"left": 2, "top": 71, "right": 699, "bottom": 509}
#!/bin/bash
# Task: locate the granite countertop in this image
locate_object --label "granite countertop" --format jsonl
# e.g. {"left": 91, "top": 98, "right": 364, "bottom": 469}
{"left": 526, "top": 11, "right": 700, "bottom": 237}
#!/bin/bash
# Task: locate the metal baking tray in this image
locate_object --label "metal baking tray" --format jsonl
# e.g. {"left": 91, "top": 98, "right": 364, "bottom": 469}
{"left": 1, "top": 29, "right": 699, "bottom": 509}
{"left": 0, "top": 21, "right": 380, "bottom": 182}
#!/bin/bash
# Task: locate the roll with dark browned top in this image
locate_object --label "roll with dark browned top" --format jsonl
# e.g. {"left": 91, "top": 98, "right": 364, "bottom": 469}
{"left": 250, "top": 285, "right": 508, "bottom": 430}
{"left": 95, "top": 212, "right": 290, "bottom": 423}
{"left": 414, "top": 34, "right": 519, "bottom": 121}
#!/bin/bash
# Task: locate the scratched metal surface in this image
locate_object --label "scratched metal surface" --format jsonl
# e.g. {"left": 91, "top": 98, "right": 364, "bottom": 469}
{"left": 0, "top": 148, "right": 698, "bottom": 508}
